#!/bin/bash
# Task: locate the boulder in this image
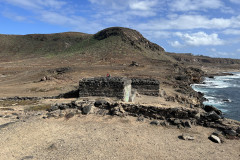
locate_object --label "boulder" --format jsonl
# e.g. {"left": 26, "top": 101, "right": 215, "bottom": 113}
{"left": 236, "top": 127, "right": 240, "bottom": 134}
{"left": 150, "top": 120, "right": 160, "bottom": 126}
{"left": 82, "top": 105, "right": 93, "bottom": 115}
{"left": 209, "top": 135, "right": 221, "bottom": 143}
{"left": 212, "top": 130, "right": 222, "bottom": 136}
{"left": 111, "top": 106, "right": 126, "bottom": 116}
{"left": 183, "top": 120, "right": 192, "bottom": 128}
{"left": 204, "top": 105, "right": 222, "bottom": 115}
{"left": 222, "top": 99, "right": 230, "bottom": 102}
{"left": 94, "top": 99, "right": 109, "bottom": 108}
{"left": 224, "top": 129, "right": 237, "bottom": 136}
{"left": 181, "top": 133, "right": 195, "bottom": 140}
{"left": 58, "top": 104, "right": 69, "bottom": 110}
{"left": 47, "top": 105, "right": 59, "bottom": 112}
{"left": 65, "top": 112, "right": 75, "bottom": 119}
{"left": 160, "top": 121, "right": 169, "bottom": 126}
{"left": 173, "top": 119, "right": 181, "bottom": 125}
{"left": 46, "top": 110, "right": 61, "bottom": 118}
{"left": 206, "top": 111, "right": 222, "bottom": 121}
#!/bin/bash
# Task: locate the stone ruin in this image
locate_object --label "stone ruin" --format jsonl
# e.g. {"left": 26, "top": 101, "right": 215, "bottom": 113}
{"left": 131, "top": 78, "right": 160, "bottom": 96}
{"left": 79, "top": 77, "right": 160, "bottom": 102}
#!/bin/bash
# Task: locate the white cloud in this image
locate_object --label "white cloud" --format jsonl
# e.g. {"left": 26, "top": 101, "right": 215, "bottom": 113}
{"left": 210, "top": 48, "right": 217, "bottom": 52}
{"left": 223, "top": 29, "right": 240, "bottom": 35}
{"left": 176, "top": 32, "right": 224, "bottom": 46}
{"left": 88, "top": 0, "right": 160, "bottom": 17}
{"left": 237, "top": 49, "right": 240, "bottom": 52}
{"left": 129, "top": 0, "right": 157, "bottom": 11}
{"left": 1, "top": 10, "right": 27, "bottom": 21}
{"left": 128, "top": 10, "right": 156, "bottom": 17}
{"left": 229, "top": 0, "right": 240, "bottom": 4}
{"left": 2, "top": 0, "right": 66, "bottom": 9}
{"left": 1, "top": 0, "right": 102, "bottom": 32}
{"left": 210, "top": 51, "right": 237, "bottom": 58}
{"left": 137, "top": 15, "right": 240, "bottom": 31}
{"left": 170, "top": 0, "right": 223, "bottom": 11}
{"left": 40, "top": 11, "right": 102, "bottom": 33}
{"left": 169, "top": 41, "right": 183, "bottom": 48}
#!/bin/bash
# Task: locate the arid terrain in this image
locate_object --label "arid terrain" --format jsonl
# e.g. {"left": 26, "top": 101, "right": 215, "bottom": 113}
{"left": 0, "top": 27, "right": 240, "bottom": 159}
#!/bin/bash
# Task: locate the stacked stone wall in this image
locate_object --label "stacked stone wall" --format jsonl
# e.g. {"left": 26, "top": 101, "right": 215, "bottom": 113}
{"left": 79, "top": 77, "right": 131, "bottom": 100}
{"left": 79, "top": 77, "right": 160, "bottom": 100}
{"left": 131, "top": 78, "right": 160, "bottom": 96}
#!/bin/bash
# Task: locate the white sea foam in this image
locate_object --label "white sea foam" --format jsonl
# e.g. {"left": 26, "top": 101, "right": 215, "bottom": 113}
{"left": 202, "top": 73, "right": 240, "bottom": 88}
{"left": 192, "top": 73, "right": 240, "bottom": 118}
{"left": 204, "top": 96, "right": 225, "bottom": 105}
{"left": 219, "top": 109, "right": 228, "bottom": 113}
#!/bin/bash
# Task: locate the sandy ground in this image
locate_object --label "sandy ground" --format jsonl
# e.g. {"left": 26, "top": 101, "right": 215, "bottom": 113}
{"left": 0, "top": 114, "right": 239, "bottom": 160}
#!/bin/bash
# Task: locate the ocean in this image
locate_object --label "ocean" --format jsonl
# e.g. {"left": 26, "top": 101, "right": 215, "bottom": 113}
{"left": 192, "top": 72, "right": 240, "bottom": 121}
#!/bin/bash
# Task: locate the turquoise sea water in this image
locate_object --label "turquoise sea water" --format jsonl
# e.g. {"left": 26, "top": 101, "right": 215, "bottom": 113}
{"left": 192, "top": 72, "right": 240, "bottom": 121}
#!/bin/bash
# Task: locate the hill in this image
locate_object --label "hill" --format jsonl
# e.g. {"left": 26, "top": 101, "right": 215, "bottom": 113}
{"left": 0, "top": 27, "right": 171, "bottom": 61}
{"left": 1, "top": 26, "right": 240, "bottom": 72}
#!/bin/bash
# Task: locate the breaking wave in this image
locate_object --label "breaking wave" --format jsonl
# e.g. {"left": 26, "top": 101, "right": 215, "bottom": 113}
{"left": 191, "top": 72, "right": 240, "bottom": 121}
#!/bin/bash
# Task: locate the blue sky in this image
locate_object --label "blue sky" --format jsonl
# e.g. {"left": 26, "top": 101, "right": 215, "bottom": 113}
{"left": 0, "top": 0, "right": 240, "bottom": 59}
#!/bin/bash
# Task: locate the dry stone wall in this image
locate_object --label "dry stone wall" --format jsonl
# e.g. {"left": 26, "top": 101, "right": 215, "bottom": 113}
{"left": 79, "top": 77, "right": 160, "bottom": 101}
{"left": 131, "top": 78, "right": 160, "bottom": 96}
{"left": 79, "top": 77, "right": 132, "bottom": 101}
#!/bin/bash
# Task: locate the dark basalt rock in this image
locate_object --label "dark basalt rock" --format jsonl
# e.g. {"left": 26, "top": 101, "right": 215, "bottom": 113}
{"left": 150, "top": 120, "right": 160, "bottom": 125}
{"left": 94, "top": 99, "right": 110, "bottom": 108}
{"left": 47, "top": 105, "right": 59, "bottom": 112}
{"left": 236, "top": 127, "right": 240, "bottom": 134}
{"left": 58, "top": 104, "right": 69, "bottom": 110}
{"left": 204, "top": 105, "right": 222, "bottom": 115}
{"left": 82, "top": 105, "right": 93, "bottom": 115}
{"left": 224, "top": 129, "right": 237, "bottom": 136}
{"left": 175, "top": 75, "right": 188, "bottom": 81}
{"left": 183, "top": 120, "right": 192, "bottom": 128}
{"left": 205, "top": 111, "right": 222, "bottom": 121}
